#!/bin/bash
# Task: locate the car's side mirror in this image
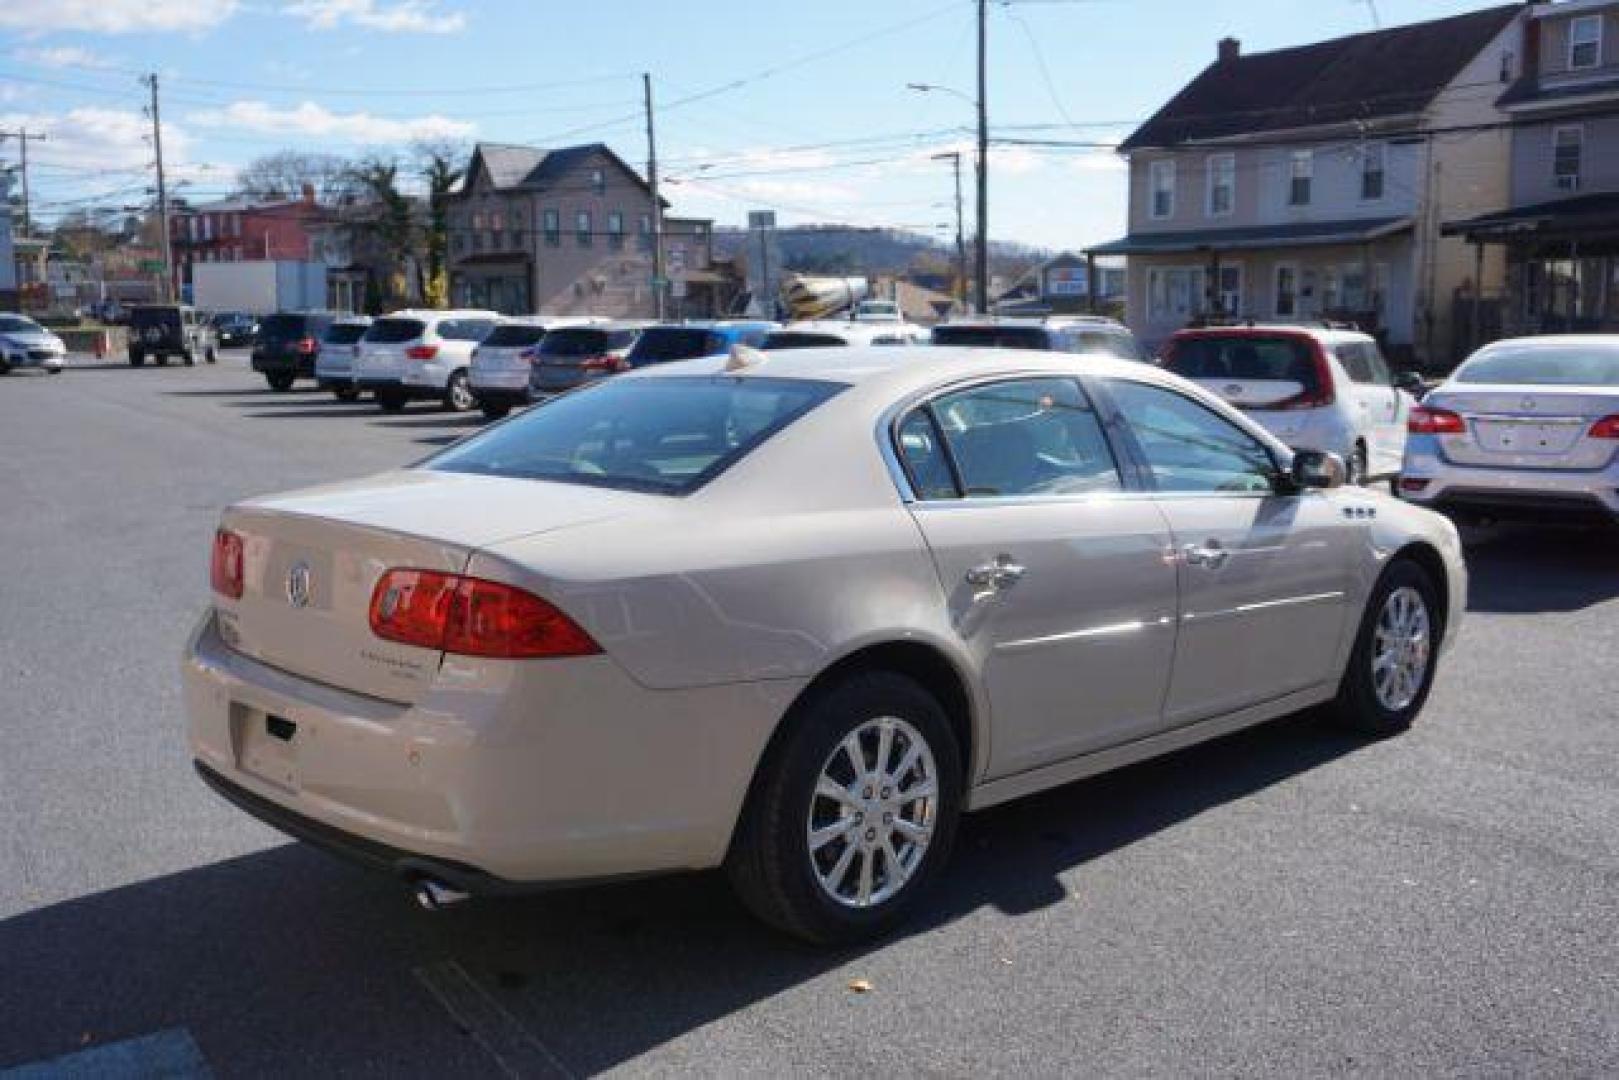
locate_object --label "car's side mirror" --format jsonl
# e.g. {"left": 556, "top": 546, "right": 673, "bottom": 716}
{"left": 1393, "top": 369, "right": 1425, "bottom": 396}
{"left": 1290, "top": 449, "right": 1347, "bottom": 490}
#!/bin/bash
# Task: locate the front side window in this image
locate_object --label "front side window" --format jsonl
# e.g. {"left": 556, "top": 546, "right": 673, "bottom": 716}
{"left": 1149, "top": 160, "right": 1176, "bottom": 219}
{"left": 1555, "top": 126, "right": 1583, "bottom": 191}
{"left": 1289, "top": 150, "right": 1313, "bottom": 206}
{"left": 1361, "top": 143, "right": 1386, "bottom": 200}
{"left": 913, "top": 378, "right": 1122, "bottom": 499}
{"left": 1206, "top": 153, "right": 1235, "bottom": 217}
{"left": 1570, "top": 14, "right": 1603, "bottom": 70}
{"left": 1105, "top": 380, "right": 1277, "bottom": 494}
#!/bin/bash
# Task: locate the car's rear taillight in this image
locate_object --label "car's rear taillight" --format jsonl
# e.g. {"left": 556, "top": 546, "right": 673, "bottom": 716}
{"left": 518, "top": 347, "right": 539, "bottom": 362}
{"left": 211, "top": 528, "right": 244, "bottom": 600}
{"left": 368, "top": 570, "right": 601, "bottom": 659}
{"left": 406, "top": 345, "right": 439, "bottom": 361}
{"left": 296, "top": 337, "right": 317, "bottom": 354}
{"left": 580, "top": 354, "right": 628, "bottom": 373}
{"left": 1587, "top": 414, "right": 1619, "bottom": 439}
{"left": 1409, "top": 405, "right": 1467, "bottom": 434}
{"left": 1399, "top": 478, "right": 1431, "bottom": 493}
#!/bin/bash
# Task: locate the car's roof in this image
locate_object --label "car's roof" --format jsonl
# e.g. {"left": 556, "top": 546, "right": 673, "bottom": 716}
{"left": 382, "top": 308, "right": 500, "bottom": 320}
{"left": 1473, "top": 334, "right": 1619, "bottom": 349}
{"left": 547, "top": 319, "right": 652, "bottom": 331}
{"left": 1174, "top": 323, "right": 1374, "bottom": 344}
{"left": 942, "top": 315, "right": 1125, "bottom": 329}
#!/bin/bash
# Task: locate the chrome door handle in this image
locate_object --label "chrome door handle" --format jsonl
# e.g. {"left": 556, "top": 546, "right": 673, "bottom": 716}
{"left": 966, "top": 554, "right": 1027, "bottom": 589}
{"left": 1183, "top": 542, "right": 1230, "bottom": 569}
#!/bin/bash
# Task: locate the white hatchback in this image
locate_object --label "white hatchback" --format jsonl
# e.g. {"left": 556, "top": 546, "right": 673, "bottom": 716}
{"left": 353, "top": 309, "right": 500, "bottom": 413}
{"left": 1162, "top": 325, "right": 1421, "bottom": 485}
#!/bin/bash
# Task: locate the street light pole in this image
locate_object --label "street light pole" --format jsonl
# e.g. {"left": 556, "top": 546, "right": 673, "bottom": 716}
{"left": 931, "top": 151, "right": 967, "bottom": 309}
{"left": 975, "top": 0, "right": 989, "bottom": 314}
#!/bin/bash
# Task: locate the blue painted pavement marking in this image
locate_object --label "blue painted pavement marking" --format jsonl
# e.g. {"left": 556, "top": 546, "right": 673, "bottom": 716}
{"left": 2, "top": 1028, "right": 211, "bottom": 1079}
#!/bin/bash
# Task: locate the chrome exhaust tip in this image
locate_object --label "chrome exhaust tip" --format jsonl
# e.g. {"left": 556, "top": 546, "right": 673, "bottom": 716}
{"left": 414, "top": 879, "right": 471, "bottom": 911}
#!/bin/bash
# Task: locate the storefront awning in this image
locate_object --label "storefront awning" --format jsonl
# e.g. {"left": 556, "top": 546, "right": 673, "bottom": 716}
{"left": 1089, "top": 216, "right": 1412, "bottom": 257}
{"left": 1443, "top": 193, "right": 1619, "bottom": 242}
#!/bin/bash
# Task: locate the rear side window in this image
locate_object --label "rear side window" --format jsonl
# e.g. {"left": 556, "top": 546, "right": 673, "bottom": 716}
{"left": 441, "top": 319, "right": 497, "bottom": 341}
{"left": 427, "top": 376, "right": 845, "bottom": 495}
{"left": 540, "top": 329, "right": 612, "bottom": 357}
{"left": 259, "top": 315, "right": 310, "bottom": 339}
{"left": 629, "top": 328, "right": 719, "bottom": 365}
{"left": 481, "top": 324, "right": 548, "bottom": 348}
{"left": 931, "top": 325, "right": 1050, "bottom": 350}
{"left": 1166, "top": 335, "right": 1323, "bottom": 396}
{"left": 764, "top": 332, "right": 847, "bottom": 349}
{"left": 903, "top": 378, "right": 1121, "bottom": 498}
{"left": 323, "top": 323, "right": 369, "bottom": 345}
{"left": 363, "top": 318, "right": 427, "bottom": 344}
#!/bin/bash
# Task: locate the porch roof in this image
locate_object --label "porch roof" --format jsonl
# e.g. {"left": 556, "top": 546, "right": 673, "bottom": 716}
{"left": 1089, "top": 216, "right": 1411, "bottom": 257}
{"left": 1442, "top": 193, "right": 1619, "bottom": 242}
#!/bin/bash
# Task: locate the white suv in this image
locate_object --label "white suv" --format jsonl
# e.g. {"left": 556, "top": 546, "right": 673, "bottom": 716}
{"left": 353, "top": 309, "right": 500, "bottom": 413}
{"left": 1161, "top": 325, "right": 1422, "bottom": 485}
{"left": 469, "top": 316, "right": 606, "bottom": 419}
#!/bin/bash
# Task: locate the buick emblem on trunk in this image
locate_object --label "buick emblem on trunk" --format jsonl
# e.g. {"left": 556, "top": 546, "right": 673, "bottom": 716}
{"left": 1521, "top": 396, "right": 1537, "bottom": 411}
{"left": 286, "top": 561, "right": 313, "bottom": 609}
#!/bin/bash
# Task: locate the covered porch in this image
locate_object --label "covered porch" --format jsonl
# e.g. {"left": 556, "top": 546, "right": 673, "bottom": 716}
{"left": 450, "top": 253, "right": 532, "bottom": 315}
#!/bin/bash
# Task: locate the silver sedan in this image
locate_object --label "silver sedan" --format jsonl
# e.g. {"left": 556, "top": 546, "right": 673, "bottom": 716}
{"left": 1401, "top": 335, "right": 1619, "bottom": 525}
{"left": 0, "top": 313, "right": 66, "bottom": 374}
{"left": 184, "top": 346, "right": 1466, "bottom": 942}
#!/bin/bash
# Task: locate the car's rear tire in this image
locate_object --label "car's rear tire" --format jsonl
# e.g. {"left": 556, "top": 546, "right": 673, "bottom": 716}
{"left": 266, "top": 372, "right": 295, "bottom": 392}
{"left": 377, "top": 388, "right": 407, "bottom": 413}
{"left": 154, "top": 354, "right": 169, "bottom": 367}
{"left": 480, "top": 402, "right": 511, "bottom": 420}
{"left": 443, "top": 370, "right": 474, "bottom": 412}
{"left": 127, "top": 349, "right": 143, "bottom": 367}
{"left": 726, "top": 670, "right": 963, "bottom": 944}
{"left": 333, "top": 387, "right": 360, "bottom": 402}
{"left": 1328, "top": 559, "right": 1441, "bottom": 737}
{"left": 182, "top": 348, "right": 196, "bottom": 367}
{"left": 205, "top": 345, "right": 218, "bottom": 364}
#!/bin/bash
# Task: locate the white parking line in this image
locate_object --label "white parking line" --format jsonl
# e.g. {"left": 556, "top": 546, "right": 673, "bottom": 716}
{"left": 414, "top": 961, "right": 573, "bottom": 1079}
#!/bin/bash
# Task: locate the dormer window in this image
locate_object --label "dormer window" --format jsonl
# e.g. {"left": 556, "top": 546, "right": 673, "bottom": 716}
{"left": 1569, "top": 15, "right": 1602, "bottom": 71}
{"left": 590, "top": 168, "right": 606, "bottom": 195}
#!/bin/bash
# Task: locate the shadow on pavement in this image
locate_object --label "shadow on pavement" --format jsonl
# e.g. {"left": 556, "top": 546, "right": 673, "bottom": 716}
{"left": 371, "top": 415, "right": 487, "bottom": 430}
{"left": 1463, "top": 525, "right": 1619, "bottom": 614}
{"left": 0, "top": 716, "right": 1365, "bottom": 1075}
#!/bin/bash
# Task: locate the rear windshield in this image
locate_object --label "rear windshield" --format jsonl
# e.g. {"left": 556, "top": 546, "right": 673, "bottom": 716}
{"left": 440, "top": 318, "right": 498, "bottom": 342}
{"left": 1165, "top": 335, "right": 1322, "bottom": 393}
{"left": 260, "top": 314, "right": 318, "bottom": 339}
{"left": 1074, "top": 330, "right": 1144, "bottom": 360}
{"left": 363, "top": 318, "right": 427, "bottom": 344}
{"left": 1456, "top": 345, "right": 1619, "bottom": 386}
{"left": 129, "top": 308, "right": 180, "bottom": 328}
{"left": 322, "top": 323, "right": 369, "bottom": 345}
{"left": 0, "top": 315, "right": 44, "bottom": 333}
{"left": 763, "top": 331, "right": 847, "bottom": 350}
{"left": 931, "top": 325, "right": 1050, "bottom": 350}
{"left": 427, "top": 376, "right": 844, "bottom": 495}
{"left": 540, "top": 328, "right": 638, "bottom": 357}
{"left": 628, "top": 328, "right": 718, "bottom": 365}
{"left": 481, "top": 324, "right": 548, "bottom": 348}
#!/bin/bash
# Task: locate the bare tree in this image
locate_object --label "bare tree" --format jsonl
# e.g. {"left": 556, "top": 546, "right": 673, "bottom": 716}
{"left": 235, "top": 150, "right": 357, "bottom": 203}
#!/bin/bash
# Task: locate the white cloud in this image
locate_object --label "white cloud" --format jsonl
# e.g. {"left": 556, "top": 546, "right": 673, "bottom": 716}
{"left": 1, "top": 106, "right": 184, "bottom": 173}
{"left": 283, "top": 0, "right": 465, "bottom": 33}
{"left": 187, "top": 100, "right": 475, "bottom": 144}
{"left": 11, "top": 46, "right": 116, "bottom": 70}
{"left": 1067, "top": 149, "right": 1125, "bottom": 174}
{"left": 0, "top": 0, "right": 237, "bottom": 34}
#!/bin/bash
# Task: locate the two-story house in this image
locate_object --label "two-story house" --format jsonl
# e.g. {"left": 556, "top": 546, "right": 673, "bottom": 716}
{"left": 1094, "top": 5, "right": 1525, "bottom": 365}
{"left": 1447, "top": 0, "right": 1619, "bottom": 337}
{"left": 447, "top": 142, "right": 714, "bottom": 317}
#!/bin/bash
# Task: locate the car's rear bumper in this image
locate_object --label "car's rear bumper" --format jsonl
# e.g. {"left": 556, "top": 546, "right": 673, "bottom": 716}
{"left": 356, "top": 377, "right": 444, "bottom": 401}
{"left": 182, "top": 611, "right": 796, "bottom": 885}
{"left": 1400, "top": 447, "right": 1619, "bottom": 524}
{"left": 316, "top": 375, "right": 357, "bottom": 391}
{"left": 252, "top": 355, "right": 315, "bottom": 376}
{"left": 471, "top": 387, "right": 530, "bottom": 408}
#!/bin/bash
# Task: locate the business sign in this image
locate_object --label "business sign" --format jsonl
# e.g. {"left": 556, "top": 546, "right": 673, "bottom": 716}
{"left": 1046, "top": 266, "right": 1088, "bottom": 297}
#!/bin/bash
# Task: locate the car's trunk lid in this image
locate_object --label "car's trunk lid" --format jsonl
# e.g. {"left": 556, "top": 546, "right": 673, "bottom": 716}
{"left": 217, "top": 470, "right": 638, "bottom": 704}
{"left": 1424, "top": 384, "right": 1619, "bottom": 470}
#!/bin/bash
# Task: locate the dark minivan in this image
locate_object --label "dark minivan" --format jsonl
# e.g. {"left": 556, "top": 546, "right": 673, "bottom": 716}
{"left": 253, "top": 312, "right": 337, "bottom": 391}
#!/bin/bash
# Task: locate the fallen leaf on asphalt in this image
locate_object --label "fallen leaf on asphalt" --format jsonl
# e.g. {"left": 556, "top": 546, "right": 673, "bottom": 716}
{"left": 848, "top": 978, "right": 873, "bottom": 993}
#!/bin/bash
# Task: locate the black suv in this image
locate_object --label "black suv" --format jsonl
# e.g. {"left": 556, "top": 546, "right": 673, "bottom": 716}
{"left": 253, "top": 312, "right": 336, "bottom": 391}
{"left": 127, "top": 305, "right": 219, "bottom": 367}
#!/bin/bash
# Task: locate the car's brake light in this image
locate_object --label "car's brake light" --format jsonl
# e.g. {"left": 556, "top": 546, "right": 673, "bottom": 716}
{"left": 1587, "top": 414, "right": 1619, "bottom": 439}
{"left": 211, "top": 528, "right": 244, "bottom": 600}
{"left": 296, "top": 336, "right": 317, "bottom": 355}
{"left": 1399, "top": 478, "right": 1431, "bottom": 493}
{"left": 518, "top": 347, "right": 539, "bottom": 362}
{"left": 579, "top": 354, "right": 628, "bottom": 372}
{"left": 406, "top": 345, "right": 439, "bottom": 361}
{"left": 1409, "top": 405, "right": 1467, "bottom": 434}
{"left": 369, "top": 570, "right": 601, "bottom": 659}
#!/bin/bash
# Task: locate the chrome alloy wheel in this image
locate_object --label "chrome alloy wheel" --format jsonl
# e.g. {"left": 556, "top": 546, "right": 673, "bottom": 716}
{"left": 807, "top": 716, "right": 938, "bottom": 909}
{"left": 1373, "top": 585, "right": 1431, "bottom": 712}
{"left": 448, "top": 374, "right": 475, "bottom": 411}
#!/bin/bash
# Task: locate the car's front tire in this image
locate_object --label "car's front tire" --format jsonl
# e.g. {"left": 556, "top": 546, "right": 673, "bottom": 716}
{"left": 333, "top": 387, "right": 360, "bottom": 402}
{"left": 726, "top": 671, "right": 963, "bottom": 944}
{"left": 266, "top": 372, "right": 295, "bottom": 392}
{"left": 1329, "top": 558, "right": 1441, "bottom": 736}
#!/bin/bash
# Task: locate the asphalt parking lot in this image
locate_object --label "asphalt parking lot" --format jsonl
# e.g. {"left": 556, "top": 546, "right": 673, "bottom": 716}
{"left": 1, "top": 352, "right": 1615, "bottom": 1076}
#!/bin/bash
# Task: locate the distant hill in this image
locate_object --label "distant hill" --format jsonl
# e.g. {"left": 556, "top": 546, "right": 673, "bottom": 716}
{"left": 712, "top": 224, "right": 1051, "bottom": 279}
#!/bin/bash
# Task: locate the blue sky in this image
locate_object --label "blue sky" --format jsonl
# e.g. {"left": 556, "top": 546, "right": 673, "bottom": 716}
{"left": 1, "top": 0, "right": 1505, "bottom": 249}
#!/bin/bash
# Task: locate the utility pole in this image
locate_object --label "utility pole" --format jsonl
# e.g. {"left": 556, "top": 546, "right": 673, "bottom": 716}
{"left": 143, "top": 73, "right": 174, "bottom": 302}
{"left": 0, "top": 129, "right": 48, "bottom": 237}
{"left": 975, "top": 0, "right": 990, "bottom": 314}
{"left": 643, "top": 72, "right": 666, "bottom": 321}
{"left": 932, "top": 151, "right": 967, "bottom": 308}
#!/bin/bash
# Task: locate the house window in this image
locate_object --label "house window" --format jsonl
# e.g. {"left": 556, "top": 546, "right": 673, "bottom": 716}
{"left": 491, "top": 210, "right": 505, "bottom": 232}
{"left": 472, "top": 211, "right": 486, "bottom": 231}
{"left": 590, "top": 168, "right": 606, "bottom": 195}
{"left": 607, "top": 211, "right": 624, "bottom": 251}
{"left": 638, "top": 213, "right": 653, "bottom": 252}
{"left": 1288, "top": 151, "right": 1313, "bottom": 206}
{"left": 1206, "top": 154, "right": 1234, "bottom": 217}
{"left": 1146, "top": 266, "right": 1203, "bottom": 322}
{"left": 576, "top": 210, "right": 592, "bottom": 246}
{"left": 1274, "top": 264, "right": 1298, "bottom": 317}
{"left": 1569, "top": 14, "right": 1602, "bottom": 71}
{"left": 543, "top": 209, "right": 560, "bottom": 247}
{"left": 1554, "top": 125, "right": 1583, "bottom": 191}
{"left": 1360, "top": 143, "right": 1385, "bottom": 200}
{"left": 1215, "top": 264, "right": 1242, "bottom": 315}
{"left": 1149, "top": 160, "right": 1175, "bottom": 219}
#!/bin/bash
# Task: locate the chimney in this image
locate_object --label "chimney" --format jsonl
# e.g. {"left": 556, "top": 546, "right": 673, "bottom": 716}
{"left": 301, "top": 182, "right": 316, "bottom": 205}
{"left": 1218, "top": 37, "right": 1241, "bottom": 63}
